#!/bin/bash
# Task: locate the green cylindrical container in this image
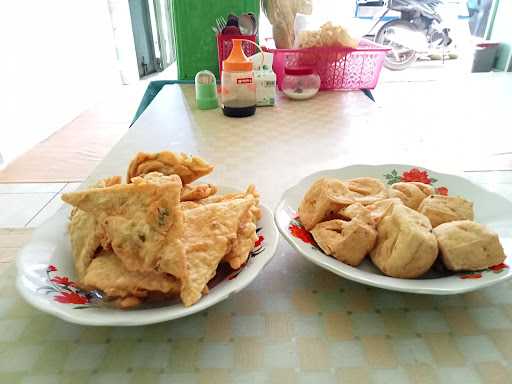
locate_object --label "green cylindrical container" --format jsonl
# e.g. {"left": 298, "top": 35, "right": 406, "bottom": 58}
{"left": 171, "top": 0, "right": 260, "bottom": 80}
{"left": 195, "top": 70, "right": 218, "bottom": 110}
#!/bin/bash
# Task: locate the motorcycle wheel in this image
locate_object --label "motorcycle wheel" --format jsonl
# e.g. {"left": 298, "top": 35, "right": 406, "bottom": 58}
{"left": 375, "top": 19, "right": 418, "bottom": 71}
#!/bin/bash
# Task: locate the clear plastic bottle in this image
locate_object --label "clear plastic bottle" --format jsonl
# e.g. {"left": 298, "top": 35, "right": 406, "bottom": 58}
{"left": 221, "top": 39, "right": 256, "bottom": 117}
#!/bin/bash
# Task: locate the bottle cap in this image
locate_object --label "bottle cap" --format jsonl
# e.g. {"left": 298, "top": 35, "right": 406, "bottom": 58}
{"left": 223, "top": 39, "right": 253, "bottom": 71}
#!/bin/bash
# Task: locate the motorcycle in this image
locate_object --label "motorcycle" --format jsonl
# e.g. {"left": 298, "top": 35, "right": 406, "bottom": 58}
{"left": 367, "top": 0, "right": 453, "bottom": 70}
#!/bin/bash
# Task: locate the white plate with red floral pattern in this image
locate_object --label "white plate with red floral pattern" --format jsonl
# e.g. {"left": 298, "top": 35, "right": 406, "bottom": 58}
{"left": 275, "top": 164, "right": 512, "bottom": 295}
{"left": 16, "top": 187, "right": 278, "bottom": 326}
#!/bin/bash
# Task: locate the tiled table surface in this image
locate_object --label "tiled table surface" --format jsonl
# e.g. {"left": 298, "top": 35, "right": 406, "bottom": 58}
{"left": 2, "top": 78, "right": 512, "bottom": 383}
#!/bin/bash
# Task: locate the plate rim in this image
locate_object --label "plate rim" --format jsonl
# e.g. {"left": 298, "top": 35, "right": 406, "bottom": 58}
{"left": 16, "top": 201, "right": 279, "bottom": 326}
{"left": 274, "top": 163, "right": 512, "bottom": 295}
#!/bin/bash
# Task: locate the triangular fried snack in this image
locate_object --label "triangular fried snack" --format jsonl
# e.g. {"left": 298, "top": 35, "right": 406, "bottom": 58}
{"left": 62, "top": 174, "right": 184, "bottom": 273}
{"left": 180, "top": 195, "right": 255, "bottom": 306}
{"left": 199, "top": 185, "right": 262, "bottom": 221}
{"left": 191, "top": 184, "right": 261, "bottom": 269}
{"left": 222, "top": 204, "right": 258, "bottom": 269}
{"left": 180, "top": 183, "right": 218, "bottom": 201}
{"left": 69, "top": 176, "right": 122, "bottom": 279}
{"left": 127, "top": 151, "right": 214, "bottom": 185}
{"left": 81, "top": 250, "right": 181, "bottom": 300}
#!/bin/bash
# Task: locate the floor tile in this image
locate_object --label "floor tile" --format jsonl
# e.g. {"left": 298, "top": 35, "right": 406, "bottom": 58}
{"left": 0, "top": 194, "right": 55, "bottom": 228}
{"left": 61, "top": 182, "right": 83, "bottom": 193}
{"left": 0, "top": 183, "right": 65, "bottom": 194}
{"left": 25, "top": 195, "right": 65, "bottom": 228}
{"left": 26, "top": 183, "right": 82, "bottom": 227}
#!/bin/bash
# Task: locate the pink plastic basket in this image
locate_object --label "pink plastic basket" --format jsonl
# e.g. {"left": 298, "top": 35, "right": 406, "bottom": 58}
{"left": 266, "top": 39, "right": 390, "bottom": 91}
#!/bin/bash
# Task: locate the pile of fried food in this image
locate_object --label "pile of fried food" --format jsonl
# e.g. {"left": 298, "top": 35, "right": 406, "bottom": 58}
{"left": 298, "top": 177, "right": 506, "bottom": 278}
{"left": 61, "top": 151, "right": 261, "bottom": 308}
{"left": 297, "top": 22, "right": 358, "bottom": 49}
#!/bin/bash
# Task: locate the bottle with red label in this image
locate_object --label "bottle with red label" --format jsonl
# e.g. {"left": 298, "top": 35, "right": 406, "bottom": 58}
{"left": 221, "top": 39, "right": 256, "bottom": 117}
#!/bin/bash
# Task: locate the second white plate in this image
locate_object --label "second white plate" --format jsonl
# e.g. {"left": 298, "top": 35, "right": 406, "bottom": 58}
{"left": 275, "top": 164, "right": 512, "bottom": 295}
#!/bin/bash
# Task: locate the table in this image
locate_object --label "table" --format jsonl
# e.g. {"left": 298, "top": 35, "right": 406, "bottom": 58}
{"left": 2, "top": 76, "right": 512, "bottom": 383}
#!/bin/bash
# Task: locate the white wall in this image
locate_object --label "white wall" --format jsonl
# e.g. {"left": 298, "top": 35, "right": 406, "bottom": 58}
{"left": 0, "top": 1, "right": 121, "bottom": 168}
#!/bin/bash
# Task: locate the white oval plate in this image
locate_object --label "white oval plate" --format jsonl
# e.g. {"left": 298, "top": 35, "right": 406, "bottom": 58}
{"left": 16, "top": 187, "right": 279, "bottom": 326}
{"left": 275, "top": 164, "right": 512, "bottom": 295}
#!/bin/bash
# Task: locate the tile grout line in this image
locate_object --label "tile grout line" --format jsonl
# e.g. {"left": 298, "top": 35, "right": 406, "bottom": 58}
{"left": 24, "top": 183, "right": 69, "bottom": 227}
{"left": 0, "top": 182, "right": 69, "bottom": 195}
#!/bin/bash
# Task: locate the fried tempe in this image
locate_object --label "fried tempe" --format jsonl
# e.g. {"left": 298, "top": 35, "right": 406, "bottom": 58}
{"left": 62, "top": 174, "right": 184, "bottom": 273}
{"left": 127, "top": 151, "right": 214, "bottom": 184}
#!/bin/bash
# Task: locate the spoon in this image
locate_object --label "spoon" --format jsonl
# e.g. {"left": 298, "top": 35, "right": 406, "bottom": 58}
{"left": 239, "top": 12, "right": 257, "bottom": 35}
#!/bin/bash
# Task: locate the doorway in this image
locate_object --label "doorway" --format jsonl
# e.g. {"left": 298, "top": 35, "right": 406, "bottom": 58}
{"left": 129, "top": 0, "right": 175, "bottom": 78}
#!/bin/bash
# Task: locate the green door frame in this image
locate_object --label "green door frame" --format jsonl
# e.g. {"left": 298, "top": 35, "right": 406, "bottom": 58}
{"left": 488, "top": 0, "right": 512, "bottom": 71}
{"left": 485, "top": 0, "right": 500, "bottom": 39}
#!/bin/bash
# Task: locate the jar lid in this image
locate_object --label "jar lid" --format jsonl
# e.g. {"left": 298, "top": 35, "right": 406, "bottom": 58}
{"left": 284, "top": 66, "right": 314, "bottom": 76}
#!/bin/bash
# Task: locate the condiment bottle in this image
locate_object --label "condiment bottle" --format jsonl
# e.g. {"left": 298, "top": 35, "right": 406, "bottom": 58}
{"left": 221, "top": 39, "right": 256, "bottom": 118}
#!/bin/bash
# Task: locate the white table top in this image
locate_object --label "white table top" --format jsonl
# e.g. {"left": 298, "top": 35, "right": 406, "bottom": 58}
{"left": 87, "top": 78, "right": 512, "bottom": 209}
{"left": 2, "top": 78, "right": 505, "bottom": 382}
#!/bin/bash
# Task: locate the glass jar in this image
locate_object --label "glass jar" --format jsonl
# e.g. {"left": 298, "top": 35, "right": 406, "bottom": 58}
{"left": 282, "top": 66, "right": 320, "bottom": 100}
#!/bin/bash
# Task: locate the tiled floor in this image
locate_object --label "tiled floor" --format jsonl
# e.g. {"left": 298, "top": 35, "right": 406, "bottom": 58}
{"left": 0, "top": 182, "right": 82, "bottom": 228}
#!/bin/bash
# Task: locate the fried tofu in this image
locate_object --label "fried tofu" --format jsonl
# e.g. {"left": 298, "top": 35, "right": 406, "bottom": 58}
{"left": 298, "top": 178, "right": 354, "bottom": 231}
{"left": 346, "top": 177, "right": 389, "bottom": 205}
{"left": 311, "top": 218, "right": 377, "bottom": 267}
{"left": 418, "top": 195, "right": 474, "bottom": 228}
{"left": 370, "top": 204, "right": 438, "bottom": 278}
{"left": 388, "top": 182, "right": 433, "bottom": 210}
{"left": 434, "top": 220, "right": 505, "bottom": 271}
{"left": 338, "top": 199, "right": 404, "bottom": 227}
